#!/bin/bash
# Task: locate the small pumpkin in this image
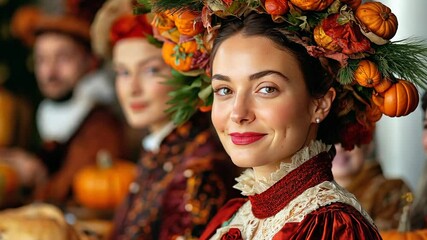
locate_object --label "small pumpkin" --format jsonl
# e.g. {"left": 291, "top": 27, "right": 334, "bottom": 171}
{"left": 354, "top": 60, "right": 382, "bottom": 88}
{"left": 374, "top": 78, "right": 393, "bottom": 93}
{"left": 265, "top": 0, "right": 290, "bottom": 15}
{"left": 289, "top": 0, "right": 334, "bottom": 11}
{"left": 313, "top": 24, "right": 341, "bottom": 52}
{"left": 73, "top": 150, "right": 136, "bottom": 210}
{"left": 153, "top": 12, "right": 176, "bottom": 35}
{"left": 340, "top": 0, "right": 361, "bottom": 10}
{"left": 372, "top": 79, "right": 419, "bottom": 117}
{"left": 355, "top": 2, "right": 398, "bottom": 40}
{"left": 162, "top": 40, "right": 200, "bottom": 72}
{"left": 174, "top": 9, "right": 204, "bottom": 37}
{"left": 381, "top": 193, "right": 427, "bottom": 239}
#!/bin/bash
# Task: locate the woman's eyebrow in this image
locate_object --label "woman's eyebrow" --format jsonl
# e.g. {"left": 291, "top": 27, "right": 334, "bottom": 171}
{"left": 212, "top": 74, "right": 230, "bottom": 81}
{"left": 249, "top": 70, "right": 289, "bottom": 81}
{"left": 212, "top": 70, "right": 289, "bottom": 82}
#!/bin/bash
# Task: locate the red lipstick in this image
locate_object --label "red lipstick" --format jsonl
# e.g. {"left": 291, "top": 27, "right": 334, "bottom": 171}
{"left": 229, "top": 132, "right": 266, "bottom": 145}
{"left": 130, "top": 102, "right": 147, "bottom": 111}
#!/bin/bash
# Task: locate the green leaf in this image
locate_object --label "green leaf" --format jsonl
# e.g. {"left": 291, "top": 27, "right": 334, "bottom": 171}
{"left": 147, "top": 35, "right": 163, "bottom": 48}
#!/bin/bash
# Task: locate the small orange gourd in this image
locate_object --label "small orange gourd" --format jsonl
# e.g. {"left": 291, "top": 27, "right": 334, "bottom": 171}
{"left": 340, "top": 0, "right": 361, "bottom": 10}
{"left": 153, "top": 12, "right": 176, "bottom": 35}
{"left": 289, "top": 0, "right": 334, "bottom": 11}
{"left": 162, "top": 40, "right": 200, "bottom": 72}
{"left": 174, "top": 9, "right": 204, "bottom": 37}
{"left": 355, "top": 2, "right": 398, "bottom": 40}
{"left": 372, "top": 79, "right": 419, "bottom": 117}
{"left": 381, "top": 193, "right": 427, "bottom": 239}
{"left": 265, "top": 0, "right": 290, "bottom": 15}
{"left": 73, "top": 151, "right": 136, "bottom": 210}
{"left": 354, "top": 60, "right": 382, "bottom": 88}
{"left": 374, "top": 78, "right": 393, "bottom": 93}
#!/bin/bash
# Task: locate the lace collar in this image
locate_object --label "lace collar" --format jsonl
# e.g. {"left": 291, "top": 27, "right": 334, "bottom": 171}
{"left": 234, "top": 140, "right": 331, "bottom": 196}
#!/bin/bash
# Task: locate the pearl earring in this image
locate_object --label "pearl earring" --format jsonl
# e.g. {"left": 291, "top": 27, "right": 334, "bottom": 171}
{"left": 315, "top": 118, "right": 321, "bottom": 124}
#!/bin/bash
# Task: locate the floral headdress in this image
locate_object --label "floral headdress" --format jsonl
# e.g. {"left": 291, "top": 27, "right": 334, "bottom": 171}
{"left": 91, "top": 0, "right": 154, "bottom": 59}
{"left": 139, "top": 0, "right": 427, "bottom": 149}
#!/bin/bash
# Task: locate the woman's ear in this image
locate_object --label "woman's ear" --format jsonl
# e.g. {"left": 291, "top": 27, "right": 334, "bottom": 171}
{"left": 312, "top": 87, "right": 336, "bottom": 123}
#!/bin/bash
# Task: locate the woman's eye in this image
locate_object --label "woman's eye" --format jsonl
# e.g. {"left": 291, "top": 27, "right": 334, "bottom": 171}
{"left": 115, "top": 69, "right": 129, "bottom": 78}
{"left": 258, "top": 86, "right": 277, "bottom": 94}
{"left": 143, "top": 66, "right": 161, "bottom": 75}
{"left": 214, "top": 87, "right": 232, "bottom": 96}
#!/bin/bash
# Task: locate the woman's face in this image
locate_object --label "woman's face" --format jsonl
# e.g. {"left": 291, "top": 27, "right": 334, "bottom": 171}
{"left": 113, "top": 38, "right": 173, "bottom": 132}
{"left": 332, "top": 144, "right": 366, "bottom": 184}
{"left": 211, "top": 33, "right": 325, "bottom": 176}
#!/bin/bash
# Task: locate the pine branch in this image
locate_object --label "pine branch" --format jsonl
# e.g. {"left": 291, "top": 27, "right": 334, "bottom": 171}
{"left": 373, "top": 39, "right": 427, "bottom": 89}
{"left": 337, "top": 59, "right": 359, "bottom": 85}
{"left": 150, "top": 0, "right": 203, "bottom": 11}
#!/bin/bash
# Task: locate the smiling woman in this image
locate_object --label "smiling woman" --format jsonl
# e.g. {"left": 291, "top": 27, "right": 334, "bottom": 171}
{"left": 90, "top": 0, "right": 239, "bottom": 239}
{"left": 201, "top": 13, "right": 379, "bottom": 239}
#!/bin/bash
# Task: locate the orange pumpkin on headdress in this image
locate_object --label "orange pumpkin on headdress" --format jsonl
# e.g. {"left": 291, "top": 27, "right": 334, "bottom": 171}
{"left": 354, "top": 60, "right": 382, "bottom": 88}
{"left": 174, "top": 9, "right": 204, "bottom": 37}
{"left": 289, "top": 0, "right": 334, "bottom": 11}
{"left": 340, "top": 0, "right": 361, "bottom": 10}
{"left": 372, "top": 79, "right": 419, "bottom": 117}
{"left": 355, "top": 2, "right": 398, "bottom": 40}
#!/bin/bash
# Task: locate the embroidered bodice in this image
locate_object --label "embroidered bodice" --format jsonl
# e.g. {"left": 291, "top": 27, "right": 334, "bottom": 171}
{"left": 210, "top": 141, "right": 375, "bottom": 239}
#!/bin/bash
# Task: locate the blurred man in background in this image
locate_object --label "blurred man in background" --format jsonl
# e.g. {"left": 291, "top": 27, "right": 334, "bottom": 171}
{"left": 0, "top": 0, "right": 125, "bottom": 205}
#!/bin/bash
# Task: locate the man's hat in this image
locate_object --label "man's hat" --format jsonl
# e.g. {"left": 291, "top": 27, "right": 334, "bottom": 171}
{"left": 11, "top": 0, "right": 105, "bottom": 47}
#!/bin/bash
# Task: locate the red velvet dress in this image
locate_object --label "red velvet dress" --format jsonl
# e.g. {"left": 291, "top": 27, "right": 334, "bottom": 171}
{"left": 201, "top": 142, "right": 383, "bottom": 240}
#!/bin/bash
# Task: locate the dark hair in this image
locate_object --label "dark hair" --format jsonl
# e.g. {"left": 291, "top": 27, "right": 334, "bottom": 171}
{"left": 210, "top": 12, "right": 339, "bottom": 144}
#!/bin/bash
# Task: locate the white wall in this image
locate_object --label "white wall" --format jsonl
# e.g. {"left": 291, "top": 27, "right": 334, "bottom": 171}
{"left": 375, "top": 0, "right": 426, "bottom": 190}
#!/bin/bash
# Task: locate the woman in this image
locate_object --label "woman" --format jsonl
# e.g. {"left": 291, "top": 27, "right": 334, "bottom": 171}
{"left": 150, "top": 0, "right": 427, "bottom": 238}
{"left": 411, "top": 91, "right": 427, "bottom": 229}
{"left": 202, "top": 13, "right": 380, "bottom": 239}
{"left": 91, "top": 0, "right": 238, "bottom": 239}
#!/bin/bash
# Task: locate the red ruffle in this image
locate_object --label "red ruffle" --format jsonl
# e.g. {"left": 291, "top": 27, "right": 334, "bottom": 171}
{"left": 249, "top": 150, "right": 335, "bottom": 219}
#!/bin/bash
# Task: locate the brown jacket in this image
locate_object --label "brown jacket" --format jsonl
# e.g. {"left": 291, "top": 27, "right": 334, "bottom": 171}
{"left": 347, "top": 161, "right": 411, "bottom": 230}
{"left": 34, "top": 105, "right": 125, "bottom": 203}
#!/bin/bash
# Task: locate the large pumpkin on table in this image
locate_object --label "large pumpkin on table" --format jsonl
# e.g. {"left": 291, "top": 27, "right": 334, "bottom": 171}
{"left": 73, "top": 151, "right": 136, "bottom": 210}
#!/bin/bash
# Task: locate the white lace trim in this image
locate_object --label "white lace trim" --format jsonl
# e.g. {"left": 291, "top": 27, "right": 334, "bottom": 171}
{"left": 234, "top": 140, "right": 330, "bottom": 196}
{"left": 210, "top": 181, "right": 375, "bottom": 240}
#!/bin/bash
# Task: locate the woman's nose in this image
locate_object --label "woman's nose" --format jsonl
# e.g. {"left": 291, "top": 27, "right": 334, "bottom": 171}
{"left": 230, "top": 94, "right": 255, "bottom": 125}
{"left": 130, "top": 74, "right": 142, "bottom": 96}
